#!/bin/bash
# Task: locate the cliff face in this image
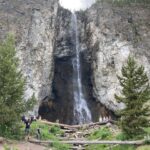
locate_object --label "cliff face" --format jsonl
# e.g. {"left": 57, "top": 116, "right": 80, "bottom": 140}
{"left": 41, "top": 7, "right": 106, "bottom": 124}
{"left": 77, "top": 2, "right": 150, "bottom": 111}
{"left": 0, "top": 0, "right": 150, "bottom": 117}
{"left": 39, "top": 7, "right": 75, "bottom": 124}
{"left": 0, "top": 0, "right": 59, "bottom": 114}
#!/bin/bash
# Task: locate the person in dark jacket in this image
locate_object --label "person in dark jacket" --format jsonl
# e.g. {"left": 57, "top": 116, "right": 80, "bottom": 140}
{"left": 22, "top": 115, "right": 37, "bottom": 139}
{"left": 24, "top": 118, "right": 31, "bottom": 135}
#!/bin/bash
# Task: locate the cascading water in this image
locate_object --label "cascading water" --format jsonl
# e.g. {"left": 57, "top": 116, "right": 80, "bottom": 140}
{"left": 71, "top": 12, "right": 92, "bottom": 124}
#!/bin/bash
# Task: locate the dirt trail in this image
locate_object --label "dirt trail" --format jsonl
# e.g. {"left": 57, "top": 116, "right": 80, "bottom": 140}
{"left": 0, "top": 142, "right": 50, "bottom": 150}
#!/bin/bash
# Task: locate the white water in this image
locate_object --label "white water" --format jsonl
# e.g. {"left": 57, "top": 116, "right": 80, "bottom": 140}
{"left": 71, "top": 13, "right": 92, "bottom": 124}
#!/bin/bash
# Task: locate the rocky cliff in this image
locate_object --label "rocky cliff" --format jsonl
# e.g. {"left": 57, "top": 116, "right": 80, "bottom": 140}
{"left": 77, "top": 2, "right": 150, "bottom": 111}
{"left": 0, "top": 0, "right": 59, "bottom": 114}
{"left": 39, "top": 7, "right": 107, "bottom": 124}
{"left": 0, "top": 0, "right": 150, "bottom": 119}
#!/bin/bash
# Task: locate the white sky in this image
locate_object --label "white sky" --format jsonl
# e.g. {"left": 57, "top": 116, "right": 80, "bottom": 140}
{"left": 59, "top": 0, "right": 95, "bottom": 11}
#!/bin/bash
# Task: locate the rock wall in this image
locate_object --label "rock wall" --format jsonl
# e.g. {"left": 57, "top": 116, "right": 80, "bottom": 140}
{"left": 41, "top": 7, "right": 107, "bottom": 124}
{"left": 0, "top": 0, "right": 59, "bottom": 114}
{"left": 0, "top": 0, "right": 150, "bottom": 117}
{"left": 77, "top": 2, "right": 150, "bottom": 111}
{"left": 38, "top": 7, "right": 74, "bottom": 124}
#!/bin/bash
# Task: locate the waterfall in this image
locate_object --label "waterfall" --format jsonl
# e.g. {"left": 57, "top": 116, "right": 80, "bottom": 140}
{"left": 71, "top": 12, "right": 92, "bottom": 124}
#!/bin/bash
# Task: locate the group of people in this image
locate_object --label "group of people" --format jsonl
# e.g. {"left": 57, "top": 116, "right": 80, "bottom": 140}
{"left": 21, "top": 115, "right": 41, "bottom": 140}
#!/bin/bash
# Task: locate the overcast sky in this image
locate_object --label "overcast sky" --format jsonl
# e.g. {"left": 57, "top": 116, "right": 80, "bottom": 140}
{"left": 59, "top": 0, "right": 95, "bottom": 11}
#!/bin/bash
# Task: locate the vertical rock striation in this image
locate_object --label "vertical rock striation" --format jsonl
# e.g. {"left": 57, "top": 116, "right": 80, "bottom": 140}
{"left": 0, "top": 0, "right": 150, "bottom": 120}
{"left": 0, "top": 0, "right": 59, "bottom": 114}
{"left": 77, "top": 2, "right": 150, "bottom": 111}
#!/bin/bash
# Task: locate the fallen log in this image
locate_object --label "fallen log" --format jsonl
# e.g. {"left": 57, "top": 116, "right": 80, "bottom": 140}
{"left": 62, "top": 129, "right": 77, "bottom": 133}
{"left": 58, "top": 137, "right": 85, "bottom": 141}
{"left": 40, "top": 120, "right": 115, "bottom": 130}
{"left": 39, "top": 120, "right": 77, "bottom": 130}
{"left": 29, "top": 139, "right": 144, "bottom": 145}
{"left": 72, "top": 146, "right": 85, "bottom": 150}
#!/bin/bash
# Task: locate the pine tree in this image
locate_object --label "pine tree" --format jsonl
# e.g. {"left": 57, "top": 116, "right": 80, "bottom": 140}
{"left": 0, "top": 35, "right": 36, "bottom": 133}
{"left": 115, "top": 56, "right": 150, "bottom": 138}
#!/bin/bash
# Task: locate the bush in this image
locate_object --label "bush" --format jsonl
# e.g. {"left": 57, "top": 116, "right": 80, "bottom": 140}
{"left": 0, "top": 123, "right": 24, "bottom": 140}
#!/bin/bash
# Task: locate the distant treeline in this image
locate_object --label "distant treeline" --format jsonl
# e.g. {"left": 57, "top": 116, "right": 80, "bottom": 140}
{"left": 96, "top": 0, "right": 150, "bottom": 5}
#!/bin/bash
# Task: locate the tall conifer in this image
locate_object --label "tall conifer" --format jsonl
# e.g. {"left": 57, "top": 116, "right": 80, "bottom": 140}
{"left": 115, "top": 56, "right": 150, "bottom": 138}
{"left": 0, "top": 35, "right": 36, "bottom": 133}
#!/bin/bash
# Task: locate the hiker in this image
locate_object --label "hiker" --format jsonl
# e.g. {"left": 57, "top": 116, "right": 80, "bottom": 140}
{"left": 24, "top": 118, "right": 31, "bottom": 138}
{"left": 21, "top": 116, "right": 32, "bottom": 139}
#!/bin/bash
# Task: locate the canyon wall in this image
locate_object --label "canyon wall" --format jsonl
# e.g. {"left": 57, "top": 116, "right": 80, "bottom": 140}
{"left": 77, "top": 2, "right": 150, "bottom": 111}
{"left": 0, "top": 0, "right": 59, "bottom": 114}
{"left": 0, "top": 0, "right": 150, "bottom": 117}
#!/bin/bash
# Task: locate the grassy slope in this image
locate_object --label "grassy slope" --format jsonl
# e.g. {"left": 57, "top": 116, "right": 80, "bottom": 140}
{"left": 85, "top": 126, "right": 150, "bottom": 150}
{"left": 2, "top": 121, "right": 150, "bottom": 150}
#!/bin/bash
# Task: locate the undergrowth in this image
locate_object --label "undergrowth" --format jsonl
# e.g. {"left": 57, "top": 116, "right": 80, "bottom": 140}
{"left": 86, "top": 126, "right": 138, "bottom": 150}
{"left": 29, "top": 121, "right": 70, "bottom": 150}
{"left": 29, "top": 121, "right": 64, "bottom": 140}
{"left": 0, "top": 123, "right": 24, "bottom": 140}
{"left": 87, "top": 126, "right": 112, "bottom": 140}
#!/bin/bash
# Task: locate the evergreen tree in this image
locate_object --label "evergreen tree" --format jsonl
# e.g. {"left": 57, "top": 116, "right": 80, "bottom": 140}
{"left": 0, "top": 35, "right": 36, "bottom": 133}
{"left": 115, "top": 56, "right": 150, "bottom": 138}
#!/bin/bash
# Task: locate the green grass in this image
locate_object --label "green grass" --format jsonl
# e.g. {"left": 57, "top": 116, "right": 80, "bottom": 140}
{"left": 3, "top": 144, "right": 19, "bottom": 150}
{"left": 50, "top": 141, "right": 71, "bottom": 150}
{"left": 86, "top": 144, "right": 108, "bottom": 150}
{"left": 86, "top": 127, "right": 113, "bottom": 150}
{"left": 115, "top": 132, "right": 128, "bottom": 141}
{"left": 29, "top": 121, "right": 64, "bottom": 140}
{"left": 87, "top": 127, "right": 112, "bottom": 140}
{"left": 86, "top": 144, "right": 135, "bottom": 150}
{"left": 86, "top": 127, "right": 136, "bottom": 150}
{"left": 136, "top": 145, "right": 150, "bottom": 150}
{"left": 112, "top": 145, "right": 135, "bottom": 150}
{"left": 29, "top": 121, "right": 70, "bottom": 150}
